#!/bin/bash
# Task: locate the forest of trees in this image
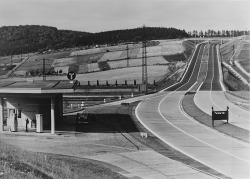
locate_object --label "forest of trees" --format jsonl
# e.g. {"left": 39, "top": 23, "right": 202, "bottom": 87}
{"left": 1, "top": 25, "right": 248, "bottom": 57}
{"left": 0, "top": 25, "right": 189, "bottom": 56}
{"left": 187, "top": 30, "right": 250, "bottom": 37}
{"left": 0, "top": 25, "right": 90, "bottom": 56}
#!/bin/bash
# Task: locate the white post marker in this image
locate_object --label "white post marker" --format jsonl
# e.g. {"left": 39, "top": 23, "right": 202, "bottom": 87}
{"left": 51, "top": 98, "right": 55, "bottom": 134}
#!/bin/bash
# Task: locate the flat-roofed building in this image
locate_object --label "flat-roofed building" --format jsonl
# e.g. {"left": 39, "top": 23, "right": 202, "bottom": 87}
{"left": 0, "top": 80, "right": 77, "bottom": 134}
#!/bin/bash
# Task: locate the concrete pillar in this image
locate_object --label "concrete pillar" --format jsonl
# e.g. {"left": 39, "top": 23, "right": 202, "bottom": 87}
{"left": 51, "top": 97, "right": 55, "bottom": 134}
{"left": 0, "top": 97, "right": 4, "bottom": 132}
{"left": 60, "top": 94, "right": 63, "bottom": 119}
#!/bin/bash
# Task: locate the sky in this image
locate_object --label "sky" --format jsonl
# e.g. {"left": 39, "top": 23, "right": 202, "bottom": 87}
{"left": 0, "top": 0, "right": 249, "bottom": 33}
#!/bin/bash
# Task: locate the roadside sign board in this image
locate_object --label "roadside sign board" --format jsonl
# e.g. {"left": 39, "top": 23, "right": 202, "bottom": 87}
{"left": 212, "top": 106, "right": 229, "bottom": 127}
{"left": 67, "top": 72, "right": 76, "bottom": 80}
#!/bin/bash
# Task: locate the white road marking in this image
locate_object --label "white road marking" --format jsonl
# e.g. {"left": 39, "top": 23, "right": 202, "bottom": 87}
{"left": 135, "top": 42, "right": 250, "bottom": 178}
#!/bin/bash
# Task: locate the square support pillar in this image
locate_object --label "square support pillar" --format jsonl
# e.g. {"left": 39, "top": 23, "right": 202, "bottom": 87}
{"left": 60, "top": 94, "right": 63, "bottom": 119}
{"left": 0, "top": 97, "right": 4, "bottom": 132}
{"left": 51, "top": 97, "right": 55, "bottom": 134}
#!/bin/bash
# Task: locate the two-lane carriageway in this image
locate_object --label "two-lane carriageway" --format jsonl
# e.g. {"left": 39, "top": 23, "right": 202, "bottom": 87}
{"left": 136, "top": 42, "right": 250, "bottom": 179}
{"left": 195, "top": 44, "right": 250, "bottom": 131}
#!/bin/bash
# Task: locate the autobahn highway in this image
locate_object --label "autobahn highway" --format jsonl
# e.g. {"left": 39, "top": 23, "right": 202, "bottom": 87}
{"left": 200, "top": 44, "right": 222, "bottom": 91}
{"left": 164, "top": 43, "right": 205, "bottom": 91}
{"left": 136, "top": 42, "right": 250, "bottom": 179}
{"left": 195, "top": 43, "right": 250, "bottom": 131}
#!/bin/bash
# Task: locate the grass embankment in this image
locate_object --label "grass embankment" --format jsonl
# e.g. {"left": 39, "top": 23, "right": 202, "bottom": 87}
{"left": 0, "top": 139, "right": 127, "bottom": 179}
{"left": 220, "top": 36, "right": 250, "bottom": 90}
{"left": 153, "top": 40, "right": 195, "bottom": 91}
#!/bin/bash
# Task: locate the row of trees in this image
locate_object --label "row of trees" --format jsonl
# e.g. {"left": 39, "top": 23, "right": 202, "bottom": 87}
{"left": 187, "top": 30, "right": 250, "bottom": 37}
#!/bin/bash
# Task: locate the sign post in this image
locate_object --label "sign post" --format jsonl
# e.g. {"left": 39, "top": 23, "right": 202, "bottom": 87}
{"left": 67, "top": 72, "right": 76, "bottom": 83}
{"left": 212, "top": 106, "right": 229, "bottom": 127}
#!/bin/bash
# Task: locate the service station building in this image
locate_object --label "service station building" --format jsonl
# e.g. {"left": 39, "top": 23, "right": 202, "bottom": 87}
{"left": 0, "top": 80, "right": 77, "bottom": 134}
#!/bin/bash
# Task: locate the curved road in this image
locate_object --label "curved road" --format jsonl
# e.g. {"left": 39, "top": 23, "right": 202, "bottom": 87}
{"left": 195, "top": 44, "right": 250, "bottom": 130}
{"left": 136, "top": 42, "right": 250, "bottom": 179}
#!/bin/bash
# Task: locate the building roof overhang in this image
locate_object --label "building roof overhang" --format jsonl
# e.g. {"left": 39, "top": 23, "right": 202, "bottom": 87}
{"left": 0, "top": 80, "right": 77, "bottom": 94}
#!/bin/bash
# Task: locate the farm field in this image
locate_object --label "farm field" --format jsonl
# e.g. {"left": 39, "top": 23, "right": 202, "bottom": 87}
{"left": 237, "top": 39, "right": 250, "bottom": 73}
{"left": 14, "top": 51, "right": 71, "bottom": 75}
{"left": 2, "top": 39, "right": 189, "bottom": 85}
{"left": 220, "top": 36, "right": 242, "bottom": 62}
{"left": 137, "top": 40, "right": 184, "bottom": 58}
{"left": 70, "top": 44, "right": 141, "bottom": 56}
{"left": 8, "top": 40, "right": 184, "bottom": 77}
{"left": 99, "top": 51, "right": 123, "bottom": 61}
{"left": 74, "top": 66, "right": 170, "bottom": 84}
{"left": 0, "top": 53, "right": 35, "bottom": 64}
{"left": 220, "top": 36, "right": 250, "bottom": 88}
{"left": 119, "top": 47, "right": 140, "bottom": 59}
{"left": 108, "top": 56, "right": 168, "bottom": 69}
{"left": 5, "top": 66, "right": 170, "bottom": 85}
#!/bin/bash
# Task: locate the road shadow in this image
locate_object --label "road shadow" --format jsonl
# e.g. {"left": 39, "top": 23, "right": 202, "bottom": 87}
{"left": 57, "top": 113, "right": 140, "bottom": 133}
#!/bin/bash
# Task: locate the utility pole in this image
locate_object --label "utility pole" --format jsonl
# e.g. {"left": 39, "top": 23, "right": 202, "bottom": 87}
{"left": 10, "top": 53, "right": 12, "bottom": 65}
{"left": 142, "top": 41, "right": 148, "bottom": 91}
{"left": 126, "top": 44, "right": 129, "bottom": 67}
{"left": 10, "top": 42, "right": 12, "bottom": 65}
{"left": 42, "top": 59, "right": 49, "bottom": 81}
{"left": 141, "top": 25, "right": 148, "bottom": 93}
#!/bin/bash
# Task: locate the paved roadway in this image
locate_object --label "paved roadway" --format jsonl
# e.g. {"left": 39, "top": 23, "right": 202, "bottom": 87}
{"left": 136, "top": 43, "right": 250, "bottom": 179}
{"left": 195, "top": 44, "right": 250, "bottom": 130}
{"left": 199, "top": 44, "right": 222, "bottom": 91}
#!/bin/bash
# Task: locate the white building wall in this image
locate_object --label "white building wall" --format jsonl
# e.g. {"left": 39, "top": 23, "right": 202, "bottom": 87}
{"left": 6, "top": 98, "right": 39, "bottom": 128}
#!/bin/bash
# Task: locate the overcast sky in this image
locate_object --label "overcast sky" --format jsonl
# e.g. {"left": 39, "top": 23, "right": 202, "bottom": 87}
{"left": 0, "top": 0, "right": 249, "bottom": 33}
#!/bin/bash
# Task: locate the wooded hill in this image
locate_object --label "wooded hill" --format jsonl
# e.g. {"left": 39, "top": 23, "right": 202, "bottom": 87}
{"left": 0, "top": 25, "right": 189, "bottom": 56}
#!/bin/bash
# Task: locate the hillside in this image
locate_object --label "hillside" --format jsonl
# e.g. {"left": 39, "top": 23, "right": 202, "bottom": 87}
{"left": 220, "top": 36, "right": 250, "bottom": 90}
{"left": 0, "top": 25, "right": 189, "bottom": 56}
{"left": 11, "top": 40, "right": 185, "bottom": 77}
{"left": 0, "top": 25, "right": 91, "bottom": 56}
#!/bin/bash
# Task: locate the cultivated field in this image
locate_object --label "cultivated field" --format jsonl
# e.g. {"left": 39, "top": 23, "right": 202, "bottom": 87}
{"left": 28, "top": 66, "right": 170, "bottom": 84}
{"left": 2, "top": 40, "right": 188, "bottom": 85}
{"left": 237, "top": 39, "right": 250, "bottom": 73}
{"left": 99, "top": 51, "right": 123, "bottom": 62}
{"left": 220, "top": 37, "right": 242, "bottom": 62}
{"left": 13, "top": 51, "right": 71, "bottom": 75}
{"left": 220, "top": 36, "right": 250, "bottom": 88}
{"left": 137, "top": 41, "right": 184, "bottom": 58}
{"left": 108, "top": 56, "right": 168, "bottom": 69}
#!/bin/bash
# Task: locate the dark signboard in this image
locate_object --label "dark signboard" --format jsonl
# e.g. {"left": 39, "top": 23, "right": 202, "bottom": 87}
{"left": 67, "top": 72, "right": 76, "bottom": 80}
{"left": 212, "top": 106, "right": 229, "bottom": 127}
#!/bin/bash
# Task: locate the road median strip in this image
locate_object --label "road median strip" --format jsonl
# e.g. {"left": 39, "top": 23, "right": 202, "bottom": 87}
{"left": 182, "top": 93, "right": 250, "bottom": 143}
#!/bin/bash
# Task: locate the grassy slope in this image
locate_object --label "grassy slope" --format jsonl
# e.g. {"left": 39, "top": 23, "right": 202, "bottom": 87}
{"left": 0, "top": 139, "right": 126, "bottom": 179}
{"left": 3, "top": 40, "right": 186, "bottom": 85}
{"left": 220, "top": 36, "right": 250, "bottom": 90}
{"left": 10, "top": 40, "right": 182, "bottom": 75}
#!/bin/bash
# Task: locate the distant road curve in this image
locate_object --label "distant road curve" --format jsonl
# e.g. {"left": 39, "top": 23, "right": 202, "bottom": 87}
{"left": 136, "top": 42, "right": 250, "bottom": 179}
